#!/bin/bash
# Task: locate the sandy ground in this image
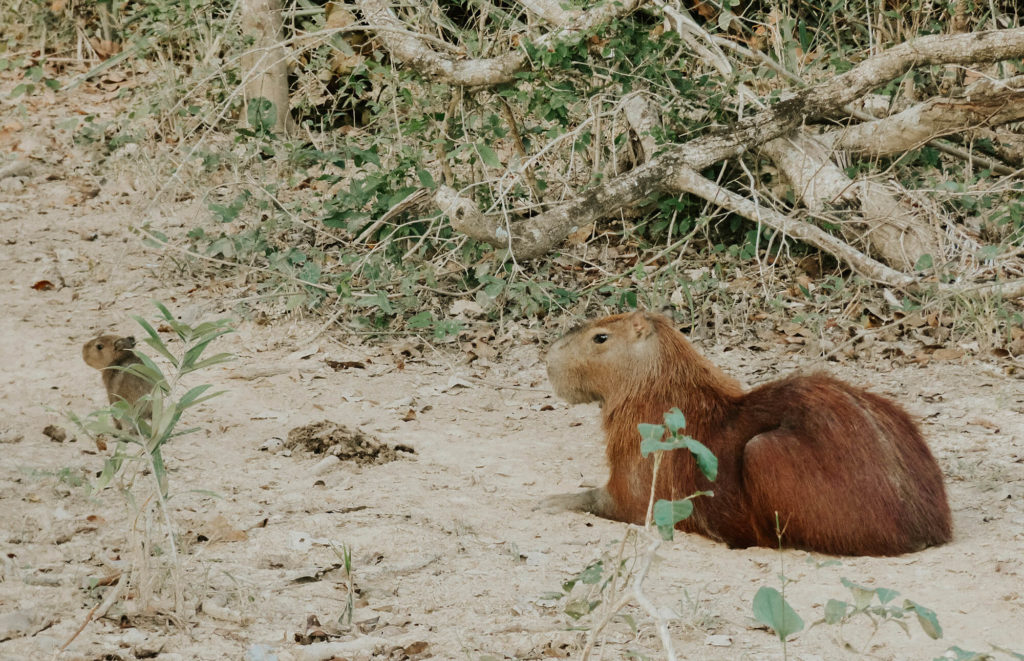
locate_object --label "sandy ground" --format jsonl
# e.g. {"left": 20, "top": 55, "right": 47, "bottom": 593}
{"left": 2, "top": 85, "right": 1024, "bottom": 661}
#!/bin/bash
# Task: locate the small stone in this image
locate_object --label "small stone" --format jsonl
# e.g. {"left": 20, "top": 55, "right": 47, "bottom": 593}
{"left": 311, "top": 455, "right": 340, "bottom": 475}
{"left": 705, "top": 634, "right": 732, "bottom": 647}
{"left": 260, "top": 437, "right": 284, "bottom": 452}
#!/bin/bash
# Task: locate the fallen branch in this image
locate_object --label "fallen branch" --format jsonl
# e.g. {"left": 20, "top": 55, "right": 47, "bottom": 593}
{"left": 826, "top": 75, "right": 1024, "bottom": 156}
{"left": 667, "top": 165, "right": 1024, "bottom": 299}
{"left": 356, "top": 0, "right": 644, "bottom": 86}
{"left": 433, "top": 26, "right": 1024, "bottom": 258}
{"left": 762, "top": 131, "right": 948, "bottom": 270}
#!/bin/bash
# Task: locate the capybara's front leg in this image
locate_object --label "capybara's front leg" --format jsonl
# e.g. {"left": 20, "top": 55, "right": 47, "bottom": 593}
{"left": 536, "top": 487, "right": 620, "bottom": 520}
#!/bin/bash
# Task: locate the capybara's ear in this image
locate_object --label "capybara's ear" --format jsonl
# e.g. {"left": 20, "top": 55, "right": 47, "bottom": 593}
{"left": 627, "top": 310, "right": 654, "bottom": 339}
{"left": 115, "top": 336, "right": 137, "bottom": 351}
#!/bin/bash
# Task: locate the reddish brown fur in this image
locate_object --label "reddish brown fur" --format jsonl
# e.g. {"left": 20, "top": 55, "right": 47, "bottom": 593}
{"left": 545, "top": 311, "right": 952, "bottom": 556}
{"left": 82, "top": 334, "right": 151, "bottom": 426}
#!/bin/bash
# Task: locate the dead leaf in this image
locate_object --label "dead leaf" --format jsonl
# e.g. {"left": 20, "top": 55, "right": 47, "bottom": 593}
{"left": 88, "top": 37, "right": 122, "bottom": 60}
{"left": 32, "top": 280, "right": 55, "bottom": 291}
{"left": 780, "top": 322, "right": 811, "bottom": 338}
{"left": 196, "top": 514, "right": 247, "bottom": 544}
{"left": 968, "top": 418, "right": 1000, "bottom": 432}
{"left": 92, "top": 572, "right": 121, "bottom": 587}
{"left": 326, "top": 359, "right": 366, "bottom": 370}
{"left": 931, "top": 347, "right": 965, "bottom": 361}
{"left": 441, "top": 376, "right": 474, "bottom": 392}
{"left": 450, "top": 300, "right": 485, "bottom": 318}
{"left": 567, "top": 223, "right": 595, "bottom": 245}
{"left": 288, "top": 345, "right": 320, "bottom": 361}
{"left": 294, "top": 614, "right": 332, "bottom": 645}
{"left": 882, "top": 288, "right": 903, "bottom": 309}
{"left": 460, "top": 338, "right": 497, "bottom": 362}
{"left": 356, "top": 616, "right": 381, "bottom": 634}
{"left": 401, "top": 640, "right": 430, "bottom": 656}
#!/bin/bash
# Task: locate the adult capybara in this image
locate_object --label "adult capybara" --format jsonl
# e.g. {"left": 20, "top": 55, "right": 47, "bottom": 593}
{"left": 543, "top": 310, "right": 952, "bottom": 556}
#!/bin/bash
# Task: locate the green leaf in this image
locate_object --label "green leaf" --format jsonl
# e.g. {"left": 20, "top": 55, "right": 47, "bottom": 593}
{"left": 914, "top": 253, "right": 933, "bottom": 271}
{"left": 416, "top": 169, "right": 435, "bottom": 188}
{"left": 246, "top": 97, "right": 277, "bottom": 134}
{"left": 181, "top": 331, "right": 232, "bottom": 371}
{"left": 639, "top": 435, "right": 687, "bottom": 456}
{"left": 752, "top": 587, "right": 804, "bottom": 641}
{"left": 663, "top": 408, "right": 686, "bottom": 434}
{"left": 683, "top": 437, "right": 718, "bottom": 481}
{"left": 841, "top": 577, "right": 876, "bottom": 610}
{"left": 578, "top": 561, "right": 603, "bottom": 585}
{"left": 150, "top": 446, "right": 169, "bottom": 496}
{"left": 564, "top": 597, "right": 600, "bottom": 620}
{"left": 991, "top": 645, "right": 1024, "bottom": 660}
{"left": 476, "top": 143, "right": 501, "bottom": 168}
{"left": 178, "top": 384, "right": 214, "bottom": 410}
{"left": 187, "top": 352, "right": 236, "bottom": 372}
{"left": 408, "top": 311, "right": 433, "bottom": 328}
{"left": 132, "top": 315, "right": 178, "bottom": 367}
{"left": 637, "top": 423, "right": 666, "bottom": 455}
{"left": 125, "top": 356, "right": 169, "bottom": 392}
{"left": 934, "top": 646, "right": 991, "bottom": 661}
{"left": 93, "top": 446, "right": 127, "bottom": 491}
{"left": 905, "top": 600, "right": 942, "bottom": 639}
{"left": 823, "top": 599, "right": 848, "bottom": 624}
{"left": 653, "top": 498, "right": 693, "bottom": 540}
{"left": 875, "top": 587, "right": 899, "bottom": 604}
{"left": 154, "top": 301, "right": 191, "bottom": 340}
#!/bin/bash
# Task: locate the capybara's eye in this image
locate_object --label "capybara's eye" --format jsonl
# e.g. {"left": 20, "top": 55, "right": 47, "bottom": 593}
{"left": 593, "top": 333, "right": 608, "bottom": 344}
{"left": 96, "top": 344, "right": 104, "bottom": 350}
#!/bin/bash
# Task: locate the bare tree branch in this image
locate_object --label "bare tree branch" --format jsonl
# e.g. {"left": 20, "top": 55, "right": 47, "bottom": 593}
{"left": 435, "top": 26, "right": 1024, "bottom": 259}
{"left": 356, "top": 0, "right": 645, "bottom": 86}
{"left": 762, "top": 131, "right": 947, "bottom": 270}
{"left": 668, "top": 165, "right": 918, "bottom": 287}
{"left": 826, "top": 75, "right": 1024, "bottom": 156}
{"left": 516, "top": 0, "right": 581, "bottom": 25}
{"left": 667, "top": 165, "right": 1024, "bottom": 299}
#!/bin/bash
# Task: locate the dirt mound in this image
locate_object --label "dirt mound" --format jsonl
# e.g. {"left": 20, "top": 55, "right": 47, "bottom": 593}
{"left": 285, "top": 420, "right": 414, "bottom": 465}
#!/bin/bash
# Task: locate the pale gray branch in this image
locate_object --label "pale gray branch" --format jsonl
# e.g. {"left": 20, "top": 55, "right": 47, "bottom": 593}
{"left": 667, "top": 165, "right": 1024, "bottom": 299}
{"left": 516, "top": 0, "right": 581, "bottom": 25}
{"left": 827, "top": 75, "right": 1024, "bottom": 156}
{"left": 435, "top": 26, "right": 1024, "bottom": 259}
{"left": 357, "top": 0, "right": 644, "bottom": 86}
{"left": 762, "top": 132, "right": 946, "bottom": 270}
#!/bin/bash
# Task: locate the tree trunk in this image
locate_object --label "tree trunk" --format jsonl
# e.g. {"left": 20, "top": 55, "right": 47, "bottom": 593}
{"left": 241, "top": 0, "right": 292, "bottom": 135}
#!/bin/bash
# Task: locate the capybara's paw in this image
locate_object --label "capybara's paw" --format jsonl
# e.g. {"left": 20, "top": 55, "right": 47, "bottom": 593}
{"left": 534, "top": 492, "right": 588, "bottom": 513}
